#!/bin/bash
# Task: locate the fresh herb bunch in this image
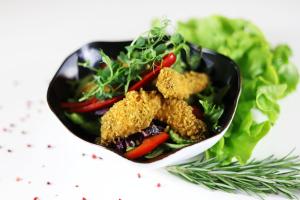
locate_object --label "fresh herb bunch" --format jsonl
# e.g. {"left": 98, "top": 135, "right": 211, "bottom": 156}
{"left": 167, "top": 153, "right": 300, "bottom": 199}
{"left": 79, "top": 19, "right": 190, "bottom": 101}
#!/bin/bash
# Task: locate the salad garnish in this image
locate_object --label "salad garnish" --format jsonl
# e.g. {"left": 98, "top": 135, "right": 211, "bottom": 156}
{"left": 63, "top": 20, "right": 224, "bottom": 161}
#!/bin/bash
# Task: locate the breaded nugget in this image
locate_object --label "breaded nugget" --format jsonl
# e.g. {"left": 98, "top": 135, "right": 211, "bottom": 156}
{"left": 183, "top": 71, "right": 209, "bottom": 94}
{"left": 100, "top": 90, "right": 161, "bottom": 144}
{"left": 156, "top": 99, "right": 206, "bottom": 141}
{"left": 156, "top": 68, "right": 209, "bottom": 99}
{"left": 156, "top": 68, "right": 190, "bottom": 99}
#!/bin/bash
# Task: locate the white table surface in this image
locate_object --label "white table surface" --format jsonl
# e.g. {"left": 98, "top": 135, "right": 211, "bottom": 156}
{"left": 0, "top": 0, "right": 299, "bottom": 199}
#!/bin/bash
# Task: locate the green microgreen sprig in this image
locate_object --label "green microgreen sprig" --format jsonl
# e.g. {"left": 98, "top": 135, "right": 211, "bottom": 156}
{"left": 78, "top": 19, "right": 190, "bottom": 101}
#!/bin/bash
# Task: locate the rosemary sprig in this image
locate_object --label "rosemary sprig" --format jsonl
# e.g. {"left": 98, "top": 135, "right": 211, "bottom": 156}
{"left": 167, "top": 153, "right": 300, "bottom": 199}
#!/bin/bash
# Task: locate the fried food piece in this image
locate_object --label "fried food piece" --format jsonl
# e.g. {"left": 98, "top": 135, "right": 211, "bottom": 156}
{"left": 100, "top": 90, "right": 161, "bottom": 144}
{"left": 156, "top": 68, "right": 190, "bottom": 99}
{"left": 156, "top": 68, "right": 209, "bottom": 99}
{"left": 183, "top": 71, "right": 209, "bottom": 95}
{"left": 156, "top": 99, "right": 207, "bottom": 141}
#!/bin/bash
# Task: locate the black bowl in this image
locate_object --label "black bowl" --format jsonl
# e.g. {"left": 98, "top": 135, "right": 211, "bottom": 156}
{"left": 47, "top": 41, "right": 241, "bottom": 159}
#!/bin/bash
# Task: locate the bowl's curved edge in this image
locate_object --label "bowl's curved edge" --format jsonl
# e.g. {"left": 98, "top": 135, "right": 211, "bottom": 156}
{"left": 46, "top": 42, "right": 242, "bottom": 167}
{"left": 201, "top": 48, "right": 241, "bottom": 132}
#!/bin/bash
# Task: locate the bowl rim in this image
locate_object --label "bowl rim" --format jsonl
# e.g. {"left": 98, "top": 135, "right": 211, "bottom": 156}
{"left": 47, "top": 40, "right": 241, "bottom": 166}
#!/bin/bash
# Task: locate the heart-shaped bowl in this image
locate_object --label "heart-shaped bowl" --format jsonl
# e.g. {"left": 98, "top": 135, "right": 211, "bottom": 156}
{"left": 47, "top": 41, "right": 241, "bottom": 168}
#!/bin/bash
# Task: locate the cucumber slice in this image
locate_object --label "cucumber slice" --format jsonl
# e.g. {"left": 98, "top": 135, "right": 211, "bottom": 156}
{"left": 169, "top": 130, "right": 193, "bottom": 144}
{"left": 65, "top": 112, "right": 98, "bottom": 135}
{"left": 126, "top": 146, "right": 135, "bottom": 152}
{"left": 144, "top": 146, "right": 165, "bottom": 159}
{"left": 164, "top": 143, "right": 189, "bottom": 149}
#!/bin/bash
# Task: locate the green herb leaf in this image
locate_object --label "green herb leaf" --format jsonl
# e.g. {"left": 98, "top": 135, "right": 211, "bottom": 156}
{"left": 199, "top": 99, "right": 224, "bottom": 130}
{"left": 171, "top": 33, "right": 184, "bottom": 45}
{"left": 100, "top": 49, "right": 113, "bottom": 68}
{"left": 197, "top": 86, "right": 224, "bottom": 131}
{"left": 167, "top": 152, "right": 300, "bottom": 199}
{"left": 154, "top": 44, "right": 167, "bottom": 54}
{"left": 78, "top": 19, "right": 189, "bottom": 101}
{"left": 135, "top": 37, "right": 146, "bottom": 48}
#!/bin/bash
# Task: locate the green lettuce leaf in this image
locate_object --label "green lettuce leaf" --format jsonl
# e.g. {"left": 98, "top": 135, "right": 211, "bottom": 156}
{"left": 178, "top": 16, "right": 299, "bottom": 163}
{"left": 272, "top": 45, "right": 299, "bottom": 95}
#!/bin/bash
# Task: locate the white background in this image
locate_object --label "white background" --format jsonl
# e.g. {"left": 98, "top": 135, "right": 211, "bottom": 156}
{"left": 0, "top": 0, "right": 300, "bottom": 199}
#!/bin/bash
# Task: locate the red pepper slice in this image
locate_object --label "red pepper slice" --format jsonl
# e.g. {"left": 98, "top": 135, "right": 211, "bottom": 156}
{"left": 68, "top": 95, "right": 123, "bottom": 113}
{"left": 128, "top": 53, "right": 176, "bottom": 91}
{"left": 124, "top": 132, "right": 169, "bottom": 160}
{"left": 161, "top": 52, "right": 177, "bottom": 68}
{"left": 60, "top": 97, "right": 98, "bottom": 108}
{"left": 128, "top": 67, "right": 161, "bottom": 91}
{"left": 63, "top": 52, "right": 176, "bottom": 113}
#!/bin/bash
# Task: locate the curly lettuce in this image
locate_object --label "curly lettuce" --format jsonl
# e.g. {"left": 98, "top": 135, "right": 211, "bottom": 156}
{"left": 177, "top": 16, "right": 299, "bottom": 163}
